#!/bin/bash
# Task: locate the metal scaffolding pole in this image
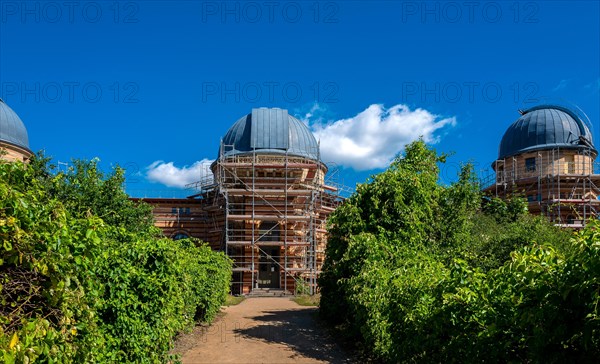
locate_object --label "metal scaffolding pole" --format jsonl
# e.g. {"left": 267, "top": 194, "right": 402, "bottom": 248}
{"left": 284, "top": 152, "right": 288, "bottom": 293}
{"left": 252, "top": 150, "right": 256, "bottom": 290}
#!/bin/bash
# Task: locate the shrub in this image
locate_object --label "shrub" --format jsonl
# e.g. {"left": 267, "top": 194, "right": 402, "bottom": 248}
{"left": 0, "top": 158, "right": 232, "bottom": 363}
{"left": 319, "top": 140, "right": 585, "bottom": 363}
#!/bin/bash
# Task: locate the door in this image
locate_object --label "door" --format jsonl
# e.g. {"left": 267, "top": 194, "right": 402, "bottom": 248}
{"left": 258, "top": 246, "right": 280, "bottom": 288}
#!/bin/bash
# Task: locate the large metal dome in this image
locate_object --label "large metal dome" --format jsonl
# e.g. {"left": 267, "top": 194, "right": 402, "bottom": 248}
{"left": 218, "top": 108, "right": 319, "bottom": 160}
{"left": 0, "top": 99, "right": 30, "bottom": 151}
{"left": 498, "top": 105, "right": 596, "bottom": 159}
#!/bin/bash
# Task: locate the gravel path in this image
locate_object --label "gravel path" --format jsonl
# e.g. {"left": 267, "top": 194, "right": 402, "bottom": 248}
{"left": 176, "top": 297, "right": 353, "bottom": 364}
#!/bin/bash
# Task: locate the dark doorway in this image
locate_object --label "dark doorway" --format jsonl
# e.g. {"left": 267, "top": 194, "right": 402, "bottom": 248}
{"left": 258, "top": 221, "right": 280, "bottom": 242}
{"left": 258, "top": 246, "right": 280, "bottom": 288}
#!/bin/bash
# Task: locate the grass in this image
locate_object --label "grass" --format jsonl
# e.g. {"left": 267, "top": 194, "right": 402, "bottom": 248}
{"left": 292, "top": 294, "right": 321, "bottom": 306}
{"left": 224, "top": 295, "right": 246, "bottom": 306}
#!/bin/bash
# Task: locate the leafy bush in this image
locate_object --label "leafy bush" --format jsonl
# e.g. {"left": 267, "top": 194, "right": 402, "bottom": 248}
{"left": 0, "top": 157, "right": 232, "bottom": 363}
{"left": 319, "top": 140, "right": 591, "bottom": 363}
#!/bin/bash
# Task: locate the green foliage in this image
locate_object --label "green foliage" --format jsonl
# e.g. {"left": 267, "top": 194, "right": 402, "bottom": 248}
{"left": 431, "top": 227, "right": 600, "bottom": 363}
{"left": 320, "top": 140, "right": 478, "bottom": 325}
{"left": 462, "top": 212, "right": 570, "bottom": 272}
{"left": 482, "top": 195, "right": 528, "bottom": 223}
{"left": 0, "top": 157, "right": 232, "bottom": 363}
{"left": 319, "top": 139, "right": 588, "bottom": 363}
{"left": 320, "top": 141, "right": 453, "bottom": 324}
{"left": 33, "top": 155, "right": 155, "bottom": 234}
{"left": 294, "top": 279, "right": 311, "bottom": 296}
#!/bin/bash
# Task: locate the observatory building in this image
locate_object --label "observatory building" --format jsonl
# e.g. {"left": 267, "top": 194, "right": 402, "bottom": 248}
{"left": 145, "top": 108, "right": 342, "bottom": 295}
{"left": 11, "top": 98, "right": 598, "bottom": 292}
{"left": 0, "top": 101, "right": 341, "bottom": 295}
{"left": 482, "top": 105, "right": 600, "bottom": 228}
{"left": 0, "top": 99, "right": 32, "bottom": 162}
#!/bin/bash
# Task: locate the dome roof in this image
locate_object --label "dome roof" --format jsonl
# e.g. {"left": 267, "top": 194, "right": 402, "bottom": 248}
{"left": 0, "top": 99, "right": 30, "bottom": 151}
{"left": 219, "top": 108, "right": 319, "bottom": 160}
{"left": 498, "top": 105, "right": 596, "bottom": 159}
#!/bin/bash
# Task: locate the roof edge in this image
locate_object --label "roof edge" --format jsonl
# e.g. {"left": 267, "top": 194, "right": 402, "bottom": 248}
{"left": 0, "top": 139, "right": 33, "bottom": 155}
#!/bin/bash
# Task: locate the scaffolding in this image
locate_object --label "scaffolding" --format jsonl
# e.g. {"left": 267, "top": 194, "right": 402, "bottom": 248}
{"left": 481, "top": 146, "right": 600, "bottom": 228}
{"left": 190, "top": 143, "right": 343, "bottom": 295}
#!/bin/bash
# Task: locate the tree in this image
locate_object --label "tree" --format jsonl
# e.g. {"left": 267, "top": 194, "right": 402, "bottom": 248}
{"left": 319, "top": 140, "right": 576, "bottom": 362}
{"left": 31, "top": 154, "right": 155, "bottom": 234}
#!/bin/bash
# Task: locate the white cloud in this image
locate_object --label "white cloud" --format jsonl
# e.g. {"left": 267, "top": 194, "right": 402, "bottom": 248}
{"left": 146, "top": 104, "right": 456, "bottom": 188}
{"left": 310, "top": 104, "right": 456, "bottom": 170}
{"left": 146, "top": 159, "right": 213, "bottom": 188}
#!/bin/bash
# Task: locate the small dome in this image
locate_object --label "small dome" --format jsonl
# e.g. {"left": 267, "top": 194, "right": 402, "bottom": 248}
{"left": 219, "top": 108, "right": 319, "bottom": 160}
{"left": 498, "top": 105, "right": 596, "bottom": 159}
{"left": 0, "top": 99, "right": 30, "bottom": 151}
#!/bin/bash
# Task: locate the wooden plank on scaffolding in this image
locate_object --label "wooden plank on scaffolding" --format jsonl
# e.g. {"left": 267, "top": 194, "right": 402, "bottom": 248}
{"left": 321, "top": 205, "right": 336, "bottom": 212}
{"left": 226, "top": 241, "right": 311, "bottom": 246}
{"left": 232, "top": 268, "right": 257, "bottom": 272}
{"left": 227, "top": 214, "right": 310, "bottom": 220}
{"left": 220, "top": 162, "right": 319, "bottom": 169}
{"left": 225, "top": 189, "right": 314, "bottom": 195}
{"left": 548, "top": 199, "right": 600, "bottom": 204}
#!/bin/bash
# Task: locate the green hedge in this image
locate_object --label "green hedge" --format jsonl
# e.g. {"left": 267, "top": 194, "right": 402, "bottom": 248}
{"left": 0, "top": 159, "right": 232, "bottom": 363}
{"left": 320, "top": 140, "right": 596, "bottom": 363}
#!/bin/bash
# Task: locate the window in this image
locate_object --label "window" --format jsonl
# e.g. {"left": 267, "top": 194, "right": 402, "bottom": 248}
{"left": 172, "top": 232, "right": 190, "bottom": 240}
{"left": 172, "top": 207, "right": 191, "bottom": 215}
{"left": 525, "top": 157, "right": 536, "bottom": 172}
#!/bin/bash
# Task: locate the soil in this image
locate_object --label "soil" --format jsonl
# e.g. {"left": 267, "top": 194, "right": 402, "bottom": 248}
{"left": 173, "top": 297, "right": 355, "bottom": 364}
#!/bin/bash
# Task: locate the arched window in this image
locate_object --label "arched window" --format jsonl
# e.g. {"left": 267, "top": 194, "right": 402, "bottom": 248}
{"left": 172, "top": 231, "right": 190, "bottom": 240}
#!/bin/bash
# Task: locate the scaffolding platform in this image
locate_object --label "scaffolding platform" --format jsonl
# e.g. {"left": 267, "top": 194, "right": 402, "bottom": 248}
{"left": 481, "top": 146, "right": 600, "bottom": 228}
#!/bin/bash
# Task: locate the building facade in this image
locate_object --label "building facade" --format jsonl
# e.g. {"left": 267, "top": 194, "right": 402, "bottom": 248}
{"left": 482, "top": 105, "right": 600, "bottom": 228}
{"left": 0, "top": 101, "right": 341, "bottom": 295}
{"left": 0, "top": 99, "right": 32, "bottom": 162}
{"left": 142, "top": 108, "right": 342, "bottom": 295}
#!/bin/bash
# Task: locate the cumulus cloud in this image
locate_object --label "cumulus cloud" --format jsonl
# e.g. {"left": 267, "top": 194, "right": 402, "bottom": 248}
{"left": 146, "top": 159, "right": 213, "bottom": 188}
{"left": 311, "top": 104, "right": 456, "bottom": 170}
{"left": 146, "top": 104, "right": 455, "bottom": 188}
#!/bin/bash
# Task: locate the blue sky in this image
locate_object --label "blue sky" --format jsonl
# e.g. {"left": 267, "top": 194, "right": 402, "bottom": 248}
{"left": 1, "top": 1, "right": 599, "bottom": 197}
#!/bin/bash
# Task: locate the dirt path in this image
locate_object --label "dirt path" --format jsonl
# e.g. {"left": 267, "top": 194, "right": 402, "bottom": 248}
{"left": 175, "top": 297, "right": 354, "bottom": 364}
